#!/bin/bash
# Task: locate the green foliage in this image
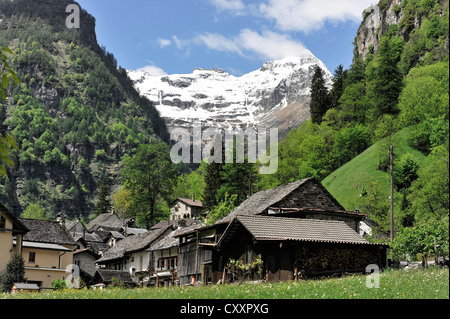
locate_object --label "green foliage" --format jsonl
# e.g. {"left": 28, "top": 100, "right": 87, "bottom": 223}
{"left": 203, "top": 161, "right": 225, "bottom": 211}
{"left": 309, "top": 66, "right": 330, "bottom": 125}
{"left": 407, "top": 145, "right": 449, "bottom": 221}
{"left": 1, "top": 45, "right": 20, "bottom": 175}
{"left": 393, "top": 154, "right": 420, "bottom": 190}
{"left": 121, "top": 143, "right": 179, "bottom": 228}
{"left": 4, "top": 268, "right": 449, "bottom": 299}
{"left": 398, "top": 61, "right": 449, "bottom": 127}
{"left": 172, "top": 162, "right": 206, "bottom": 202}
{"left": 225, "top": 255, "right": 264, "bottom": 283}
{"left": 218, "top": 161, "right": 259, "bottom": 206}
{"left": 0, "top": 253, "right": 26, "bottom": 293}
{"left": 328, "top": 64, "right": 346, "bottom": 109}
{"left": 52, "top": 279, "right": 67, "bottom": 290}
{"left": 411, "top": 116, "right": 449, "bottom": 153}
{"left": 392, "top": 216, "right": 449, "bottom": 261}
{"left": 333, "top": 125, "right": 371, "bottom": 166}
{"left": 336, "top": 82, "right": 368, "bottom": 125}
{"left": 21, "top": 202, "right": 49, "bottom": 220}
{"left": 93, "top": 175, "right": 112, "bottom": 217}
{"left": 207, "top": 193, "right": 238, "bottom": 226}
{"left": 113, "top": 187, "right": 133, "bottom": 219}
{"left": 366, "top": 35, "right": 405, "bottom": 116}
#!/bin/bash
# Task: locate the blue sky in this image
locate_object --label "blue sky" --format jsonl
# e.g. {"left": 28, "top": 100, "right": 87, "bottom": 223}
{"left": 76, "top": 0, "right": 376, "bottom": 76}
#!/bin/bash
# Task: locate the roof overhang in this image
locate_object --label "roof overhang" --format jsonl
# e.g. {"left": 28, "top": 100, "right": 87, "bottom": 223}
{"left": 216, "top": 215, "right": 388, "bottom": 249}
{"left": 21, "top": 241, "right": 73, "bottom": 251}
{"left": 267, "top": 207, "right": 367, "bottom": 220}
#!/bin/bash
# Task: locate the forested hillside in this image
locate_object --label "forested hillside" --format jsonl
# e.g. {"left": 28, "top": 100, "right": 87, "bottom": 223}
{"left": 0, "top": 0, "right": 169, "bottom": 218}
{"left": 189, "top": 0, "right": 449, "bottom": 244}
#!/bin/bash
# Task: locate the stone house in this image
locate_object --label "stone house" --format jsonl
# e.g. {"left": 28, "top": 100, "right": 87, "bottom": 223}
{"left": 18, "top": 218, "right": 77, "bottom": 288}
{"left": 91, "top": 269, "right": 134, "bottom": 288}
{"left": 146, "top": 229, "right": 180, "bottom": 287}
{"left": 170, "top": 197, "right": 204, "bottom": 220}
{"left": 94, "top": 226, "right": 172, "bottom": 284}
{"left": 73, "top": 248, "right": 100, "bottom": 284}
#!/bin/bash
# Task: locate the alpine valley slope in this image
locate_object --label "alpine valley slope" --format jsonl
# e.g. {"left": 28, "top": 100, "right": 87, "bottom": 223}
{"left": 128, "top": 51, "right": 333, "bottom": 138}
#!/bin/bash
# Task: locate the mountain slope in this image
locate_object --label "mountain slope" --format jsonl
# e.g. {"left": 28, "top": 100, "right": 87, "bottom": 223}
{"left": 128, "top": 53, "right": 333, "bottom": 138}
{"left": 0, "top": 0, "right": 169, "bottom": 218}
{"left": 322, "top": 127, "right": 426, "bottom": 214}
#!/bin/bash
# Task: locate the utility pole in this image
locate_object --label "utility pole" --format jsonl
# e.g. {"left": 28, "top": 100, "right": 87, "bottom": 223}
{"left": 389, "top": 145, "right": 395, "bottom": 263}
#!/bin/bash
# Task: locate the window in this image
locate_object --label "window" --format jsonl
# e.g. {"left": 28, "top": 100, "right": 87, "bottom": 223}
{"left": 29, "top": 252, "right": 36, "bottom": 263}
{"left": 0, "top": 216, "right": 5, "bottom": 229}
{"left": 244, "top": 246, "right": 253, "bottom": 264}
{"left": 170, "top": 257, "right": 177, "bottom": 269}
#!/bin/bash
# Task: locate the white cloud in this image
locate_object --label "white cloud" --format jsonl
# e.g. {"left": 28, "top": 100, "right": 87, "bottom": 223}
{"left": 194, "top": 33, "right": 244, "bottom": 56}
{"left": 192, "top": 29, "right": 308, "bottom": 61}
{"left": 210, "top": 0, "right": 246, "bottom": 14}
{"left": 172, "top": 35, "right": 190, "bottom": 50}
{"left": 237, "top": 29, "right": 309, "bottom": 60}
{"left": 157, "top": 38, "right": 172, "bottom": 48}
{"left": 259, "top": 0, "right": 375, "bottom": 33}
{"left": 136, "top": 64, "right": 168, "bottom": 76}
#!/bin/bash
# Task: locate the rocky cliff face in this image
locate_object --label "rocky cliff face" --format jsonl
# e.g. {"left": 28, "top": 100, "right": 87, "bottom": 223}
{"left": 355, "top": 0, "right": 405, "bottom": 61}
{"left": 128, "top": 52, "right": 333, "bottom": 138}
{"left": 355, "top": 0, "right": 448, "bottom": 62}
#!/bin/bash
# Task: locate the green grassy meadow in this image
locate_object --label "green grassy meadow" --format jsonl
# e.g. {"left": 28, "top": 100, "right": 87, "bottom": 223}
{"left": 3, "top": 268, "right": 448, "bottom": 300}
{"left": 322, "top": 127, "right": 426, "bottom": 212}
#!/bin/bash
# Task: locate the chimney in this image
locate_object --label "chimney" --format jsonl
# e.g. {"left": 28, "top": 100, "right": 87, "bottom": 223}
{"left": 192, "top": 194, "right": 195, "bottom": 202}
{"left": 56, "top": 213, "right": 65, "bottom": 228}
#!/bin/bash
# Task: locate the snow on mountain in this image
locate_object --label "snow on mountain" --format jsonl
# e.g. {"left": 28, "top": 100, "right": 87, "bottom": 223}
{"left": 127, "top": 50, "right": 333, "bottom": 137}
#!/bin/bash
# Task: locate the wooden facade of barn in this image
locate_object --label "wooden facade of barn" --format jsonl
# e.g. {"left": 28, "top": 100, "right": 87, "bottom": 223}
{"left": 176, "top": 223, "right": 228, "bottom": 285}
{"left": 215, "top": 215, "right": 387, "bottom": 282}
{"left": 176, "top": 178, "right": 388, "bottom": 284}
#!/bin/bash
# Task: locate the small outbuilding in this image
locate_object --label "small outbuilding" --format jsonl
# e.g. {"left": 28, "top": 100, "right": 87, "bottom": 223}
{"left": 11, "top": 283, "right": 40, "bottom": 294}
{"left": 91, "top": 269, "right": 135, "bottom": 288}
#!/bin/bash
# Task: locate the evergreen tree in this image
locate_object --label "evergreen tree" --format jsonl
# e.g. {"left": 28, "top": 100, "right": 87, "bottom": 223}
{"left": 203, "top": 161, "right": 224, "bottom": 211}
{"left": 309, "top": 66, "right": 330, "bottom": 125}
{"left": 0, "top": 253, "right": 26, "bottom": 292}
{"left": 217, "top": 160, "right": 259, "bottom": 206}
{"left": 367, "top": 35, "right": 405, "bottom": 116}
{"left": 329, "top": 64, "right": 346, "bottom": 109}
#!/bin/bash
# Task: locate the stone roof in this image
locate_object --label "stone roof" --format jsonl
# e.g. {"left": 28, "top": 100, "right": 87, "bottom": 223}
{"left": 124, "top": 227, "right": 148, "bottom": 236}
{"left": 85, "top": 241, "right": 110, "bottom": 255}
{"left": 96, "top": 226, "right": 171, "bottom": 264}
{"left": 216, "top": 179, "right": 311, "bottom": 224}
{"left": 72, "top": 232, "right": 103, "bottom": 243}
{"left": 19, "top": 218, "right": 76, "bottom": 246}
{"left": 86, "top": 213, "right": 125, "bottom": 232}
{"left": 177, "top": 198, "right": 203, "bottom": 208}
{"left": 218, "top": 215, "right": 381, "bottom": 247}
{"left": 151, "top": 218, "right": 202, "bottom": 230}
{"left": 93, "top": 269, "right": 134, "bottom": 284}
{"left": 149, "top": 230, "right": 179, "bottom": 251}
{"left": 13, "top": 283, "right": 40, "bottom": 290}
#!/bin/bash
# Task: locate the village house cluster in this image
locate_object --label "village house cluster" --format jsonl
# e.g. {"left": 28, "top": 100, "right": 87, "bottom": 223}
{"left": 0, "top": 178, "right": 387, "bottom": 292}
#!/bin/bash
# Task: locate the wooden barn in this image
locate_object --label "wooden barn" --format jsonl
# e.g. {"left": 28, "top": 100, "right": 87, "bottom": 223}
{"left": 175, "top": 178, "right": 388, "bottom": 284}
{"left": 216, "top": 215, "right": 387, "bottom": 281}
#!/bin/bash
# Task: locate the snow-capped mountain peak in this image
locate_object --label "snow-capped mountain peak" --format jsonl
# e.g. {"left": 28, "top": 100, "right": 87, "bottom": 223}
{"left": 127, "top": 52, "right": 333, "bottom": 137}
